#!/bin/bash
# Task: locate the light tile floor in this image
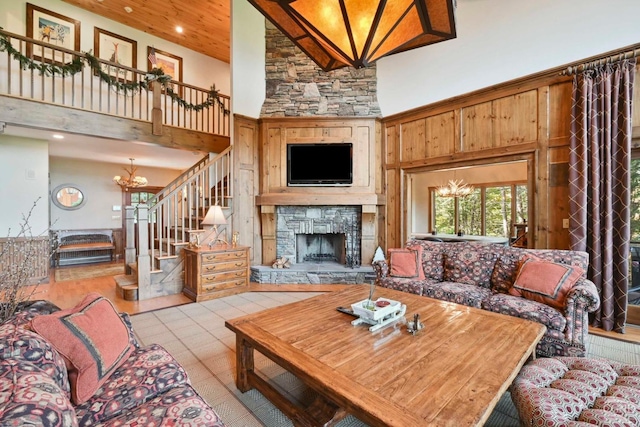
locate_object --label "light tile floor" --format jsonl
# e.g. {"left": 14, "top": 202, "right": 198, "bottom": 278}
{"left": 130, "top": 292, "right": 640, "bottom": 427}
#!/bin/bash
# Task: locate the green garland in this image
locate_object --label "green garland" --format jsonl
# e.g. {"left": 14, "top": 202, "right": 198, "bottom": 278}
{"left": 0, "top": 30, "right": 229, "bottom": 114}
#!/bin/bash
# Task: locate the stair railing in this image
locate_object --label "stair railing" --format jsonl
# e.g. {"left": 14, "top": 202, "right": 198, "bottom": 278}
{"left": 132, "top": 148, "right": 232, "bottom": 287}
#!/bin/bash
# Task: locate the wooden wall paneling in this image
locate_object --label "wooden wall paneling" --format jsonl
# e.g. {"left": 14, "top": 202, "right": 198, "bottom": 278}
{"left": 361, "top": 204, "right": 377, "bottom": 265}
{"left": 425, "top": 111, "right": 456, "bottom": 158}
{"left": 354, "top": 125, "right": 371, "bottom": 187}
{"left": 385, "top": 124, "right": 398, "bottom": 166}
{"left": 0, "top": 237, "right": 49, "bottom": 284}
{"left": 267, "top": 127, "right": 283, "bottom": 190}
{"left": 549, "top": 81, "right": 573, "bottom": 143}
{"left": 535, "top": 87, "right": 550, "bottom": 249}
{"left": 285, "top": 126, "right": 352, "bottom": 140}
{"left": 493, "top": 90, "right": 538, "bottom": 146}
{"left": 260, "top": 205, "right": 276, "bottom": 265}
{"left": 234, "top": 115, "right": 261, "bottom": 263}
{"left": 385, "top": 169, "right": 400, "bottom": 249}
{"left": 374, "top": 121, "right": 384, "bottom": 194}
{"left": 548, "top": 147, "right": 570, "bottom": 249}
{"left": 461, "top": 101, "right": 494, "bottom": 152}
{"left": 400, "top": 119, "right": 425, "bottom": 163}
{"left": 526, "top": 156, "right": 536, "bottom": 249}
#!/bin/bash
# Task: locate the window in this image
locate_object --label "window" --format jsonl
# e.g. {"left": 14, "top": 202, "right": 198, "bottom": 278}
{"left": 430, "top": 183, "right": 527, "bottom": 238}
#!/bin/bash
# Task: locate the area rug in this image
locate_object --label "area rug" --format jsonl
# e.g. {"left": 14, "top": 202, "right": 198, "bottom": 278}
{"left": 54, "top": 263, "right": 124, "bottom": 282}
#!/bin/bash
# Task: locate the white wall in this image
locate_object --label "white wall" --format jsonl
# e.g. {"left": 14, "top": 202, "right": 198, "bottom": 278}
{"left": 49, "top": 157, "right": 181, "bottom": 230}
{"left": 231, "top": 0, "right": 640, "bottom": 118}
{"left": 231, "top": 0, "right": 265, "bottom": 118}
{"left": 0, "top": 135, "right": 49, "bottom": 237}
{"left": 0, "top": 0, "right": 230, "bottom": 94}
{"left": 377, "top": 0, "right": 640, "bottom": 116}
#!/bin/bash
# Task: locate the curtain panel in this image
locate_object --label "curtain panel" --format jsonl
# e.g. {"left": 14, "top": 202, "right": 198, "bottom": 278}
{"left": 568, "top": 59, "right": 636, "bottom": 332}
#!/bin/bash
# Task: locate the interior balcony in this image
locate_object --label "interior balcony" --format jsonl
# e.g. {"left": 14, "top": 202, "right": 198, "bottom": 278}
{"left": 0, "top": 28, "right": 230, "bottom": 153}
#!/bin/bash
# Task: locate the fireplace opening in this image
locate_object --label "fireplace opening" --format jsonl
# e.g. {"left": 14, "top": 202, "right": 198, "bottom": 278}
{"left": 296, "top": 233, "right": 345, "bottom": 264}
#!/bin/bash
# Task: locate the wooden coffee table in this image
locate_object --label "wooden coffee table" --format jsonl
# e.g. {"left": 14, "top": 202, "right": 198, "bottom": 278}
{"left": 225, "top": 285, "right": 545, "bottom": 426}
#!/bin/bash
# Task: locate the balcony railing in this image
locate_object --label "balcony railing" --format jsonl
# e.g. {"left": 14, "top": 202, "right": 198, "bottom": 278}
{"left": 0, "top": 29, "right": 230, "bottom": 136}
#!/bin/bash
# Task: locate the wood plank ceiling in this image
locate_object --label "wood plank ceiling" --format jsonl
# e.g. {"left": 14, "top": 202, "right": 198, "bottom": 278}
{"left": 61, "top": 0, "right": 230, "bottom": 63}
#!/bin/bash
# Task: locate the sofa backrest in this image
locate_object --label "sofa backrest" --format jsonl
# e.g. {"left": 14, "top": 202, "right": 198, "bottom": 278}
{"left": 405, "top": 239, "right": 590, "bottom": 293}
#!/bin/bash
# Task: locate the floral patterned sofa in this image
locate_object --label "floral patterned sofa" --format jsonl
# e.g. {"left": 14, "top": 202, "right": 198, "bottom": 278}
{"left": 0, "top": 296, "right": 225, "bottom": 427}
{"left": 373, "top": 240, "right": 601, "bottom": 357}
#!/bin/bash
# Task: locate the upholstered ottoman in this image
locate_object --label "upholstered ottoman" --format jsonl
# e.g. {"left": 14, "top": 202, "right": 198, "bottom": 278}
{"left": 510, "top": 357, "right": 640, "bottom": 426}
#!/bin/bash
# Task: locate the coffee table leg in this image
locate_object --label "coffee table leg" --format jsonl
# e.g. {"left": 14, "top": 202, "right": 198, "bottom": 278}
{"left": 235, "top": 332, "right": 254, "bottom": 392}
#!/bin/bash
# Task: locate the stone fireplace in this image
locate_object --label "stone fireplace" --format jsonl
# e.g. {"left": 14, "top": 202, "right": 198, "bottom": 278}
{"left": 250, "top": 205, "right": 376, "bottom": 284}
{"left": 276, "top": 206, "right": 361, "bottom": 267}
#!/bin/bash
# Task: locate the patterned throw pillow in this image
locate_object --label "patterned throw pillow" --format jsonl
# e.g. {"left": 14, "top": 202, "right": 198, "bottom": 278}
{"left": 420, "top": 249, "right": 445, "bottom": 281}
{"left": 443, "top": 244, "right": 498, "bottom": 287}
{"left": 389, "top": 247, "right": 425, "bottom": 279}
{"left": 30, "top": 293, "right": 134, "bottom": 405}
{"left": 509, "top": 255, "right": 584, "bottom": 310}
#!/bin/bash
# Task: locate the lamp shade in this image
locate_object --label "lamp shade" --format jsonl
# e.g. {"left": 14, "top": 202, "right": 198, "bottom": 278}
{"left": 201, "top": 205, "right": 227, "bottom": 226}
{"left": 247, "top": 0, "right": 457, "bottom": 71}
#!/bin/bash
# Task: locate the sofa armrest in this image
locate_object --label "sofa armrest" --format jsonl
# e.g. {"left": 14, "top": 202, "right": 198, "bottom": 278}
{"left": 372, "top": 260, "right": 389, "bottom": 279}
{"left": 562, "top": 278, "right": 600, "bottom": 347}
{"left": 565, "top": 278, "right": 600, "bottom": 313}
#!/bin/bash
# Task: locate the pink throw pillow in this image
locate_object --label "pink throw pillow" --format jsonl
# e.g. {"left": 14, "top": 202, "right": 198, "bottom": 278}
{"left": 509, "top": 255, "right": 584, "bottom": 310}
{"left": 389, "top": 247, "right": 425, "bottom": 279}
{"left": 31, "top": 293, "right": 134, "bottom": 404}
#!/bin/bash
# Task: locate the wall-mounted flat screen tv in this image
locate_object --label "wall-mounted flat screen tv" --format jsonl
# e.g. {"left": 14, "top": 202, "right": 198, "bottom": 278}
{"left": 287, "top": 143, "right": 353, "bottom": 186}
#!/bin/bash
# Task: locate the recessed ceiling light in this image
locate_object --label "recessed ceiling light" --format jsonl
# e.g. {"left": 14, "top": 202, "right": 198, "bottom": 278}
{"left": 175, "top": 26, "right": 183, "bottom": 33}
{"left": 124, "top": 6, "right": 133, "bottom": 13}
{"left": 52, "top": 134, "right": 64, "bottom": 139}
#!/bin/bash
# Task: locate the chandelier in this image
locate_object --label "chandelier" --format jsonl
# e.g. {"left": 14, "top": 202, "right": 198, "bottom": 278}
{"left": 246, "top": 0, "right": 457, "bottom": 71}
{"left": 436, "top": 180, "right": 474, "bottom": 198}
{"left": 113, "top": 158, "right": 148, "bottom": 191}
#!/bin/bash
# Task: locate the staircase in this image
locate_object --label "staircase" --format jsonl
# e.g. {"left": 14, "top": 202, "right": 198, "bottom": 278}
{"left": 114, "top": 147, "right": 233, "bottom": 300}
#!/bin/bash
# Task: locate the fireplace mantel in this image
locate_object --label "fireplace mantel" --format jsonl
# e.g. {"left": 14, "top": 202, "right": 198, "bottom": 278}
{"left": 256, "top": 193, "right": 385, "bottom": 206}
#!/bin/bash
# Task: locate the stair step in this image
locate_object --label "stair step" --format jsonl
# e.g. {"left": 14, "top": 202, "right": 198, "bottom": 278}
{"left": 114, "top": 274, "right": 138, "bottom": 301}
{"left": 156, "top": 255, "right": 179, "bottom": 261}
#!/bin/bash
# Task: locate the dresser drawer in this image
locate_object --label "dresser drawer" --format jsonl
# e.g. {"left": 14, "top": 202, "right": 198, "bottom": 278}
{"left": 201, "top": 259, "right": 248, "bottom": 273}
{"left": 203, "top": 278, "right": 246, "bottom": 292}
{"left": 201, "top": 251, "right": 246, "bottom": 264}
{"left": 201, "top": 269, "right": 247, "bottom": 284}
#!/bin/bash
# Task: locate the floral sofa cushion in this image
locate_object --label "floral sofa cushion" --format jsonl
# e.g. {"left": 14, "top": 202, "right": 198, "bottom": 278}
{"left": 482, "top": 293, "right": 567, "bottom": 332}
{"left": 0, "top": 359, "right": 78, "bottom": 427}
{"left": 95, "top": 384, "right": 225, "bottom": 427}
{"left": 74, "top": 344, "right": 189, "bottom": 426}
{"left": 0, "top": 321, "right": 70, "bottom": 395}
{"left": 421, "top": 281, "right": 493, "bottom": 309}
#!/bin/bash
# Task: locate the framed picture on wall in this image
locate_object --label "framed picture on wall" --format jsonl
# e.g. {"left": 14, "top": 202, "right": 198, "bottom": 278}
{"left": 148, "top": 47, "right": 183, "bottom": 95}
{"left": 94, "top": 27, "right": 137, "bottom": 81}
{"left": 26, "top": 3, "right": 80, "bottom": 63}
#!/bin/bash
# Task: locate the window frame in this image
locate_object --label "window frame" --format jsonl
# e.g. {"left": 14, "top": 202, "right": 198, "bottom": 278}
{"left": 429, "top": 180, "right": 527, "bottom": 237}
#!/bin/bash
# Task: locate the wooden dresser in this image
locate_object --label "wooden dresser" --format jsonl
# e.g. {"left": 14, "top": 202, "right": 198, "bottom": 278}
{"left": 183, "top": 245, "right": 250, "bottom": 302}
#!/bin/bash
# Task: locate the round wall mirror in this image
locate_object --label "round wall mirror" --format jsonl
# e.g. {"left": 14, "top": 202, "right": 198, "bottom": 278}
{"left": 52, "top": 184, "right": 86, "bottom": 210}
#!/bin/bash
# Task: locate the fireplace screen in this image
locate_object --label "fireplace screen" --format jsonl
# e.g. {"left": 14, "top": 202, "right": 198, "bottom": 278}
{"left": 296, "top": 233, "right": 345, "bottom": 264}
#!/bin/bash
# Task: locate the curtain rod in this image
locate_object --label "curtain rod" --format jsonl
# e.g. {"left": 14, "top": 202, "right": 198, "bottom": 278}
{"left": 561, "top": 47, "right": 640, "bottom": 76}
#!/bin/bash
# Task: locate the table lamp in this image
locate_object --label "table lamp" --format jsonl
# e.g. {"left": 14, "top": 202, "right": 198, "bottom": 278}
{"left": 201, "top": 205, "right": 227, "bottom": 247}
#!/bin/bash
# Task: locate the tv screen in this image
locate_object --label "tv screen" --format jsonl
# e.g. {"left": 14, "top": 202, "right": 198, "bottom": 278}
{"left": 287, "top": 143, "right": 353, "bottom": 186}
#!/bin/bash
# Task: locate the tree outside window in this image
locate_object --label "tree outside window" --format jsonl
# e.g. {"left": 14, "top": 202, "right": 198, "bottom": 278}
{"left": 431, "top": 183, "right": 526, "bottom": 238}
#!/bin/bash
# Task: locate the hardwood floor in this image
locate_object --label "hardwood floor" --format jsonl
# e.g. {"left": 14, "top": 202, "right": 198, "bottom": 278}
{"left": 28, "top": 262, "right": 640, "bottom": 345}
{"left": 29, "top": 262, "right": 191, "bottom": 314}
